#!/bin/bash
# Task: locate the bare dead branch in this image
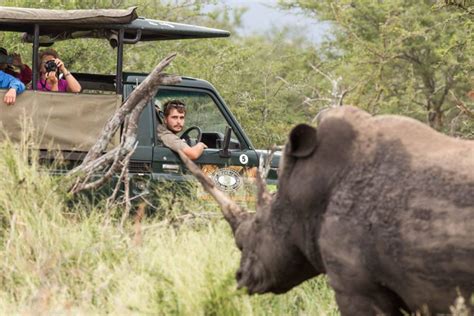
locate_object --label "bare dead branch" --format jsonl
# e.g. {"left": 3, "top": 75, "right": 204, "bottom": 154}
{"left": 177, "top": 149, "right": 248, "bottom": 233}
{"left": 81, "top": 53, "right": 178, "bottom": 166}
{"left": 440, "top": 0, "right": 474, "bottom": 15}
{"left": 132, "top": 203, "right": 145, "bottom": 247}
{"left": 258, "top": 146, "right": 277, "bottom": 181}
{"left": 308, "top": 62, "right": 359, "bottom": 110}
{"left": 106, "top": 155, "right": 129, "bottom": 208}
{"left": 121, "top": 166, "right": 132, "bottom": 228}
{"left": 67, "top": 53, "right": 181, "bottom": 196}
{"left": 255, "top": 169, "right": 272, "bottom": 209}
{"left": 255, "top": 147, "right": 275, "bottom": 209}
{"left": 71, "top": 145, "right": 128, "bottom": 193}
{"left": 451, "top": 91, "right": 474, "bottom": 119}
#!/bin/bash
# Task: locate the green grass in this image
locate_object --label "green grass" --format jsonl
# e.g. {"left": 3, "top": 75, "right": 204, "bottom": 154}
{"left": 0, "top": 140, "right": 339, "bottom": 315}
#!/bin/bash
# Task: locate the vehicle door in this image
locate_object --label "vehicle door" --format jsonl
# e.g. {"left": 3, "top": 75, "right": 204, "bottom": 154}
{"left": 152, "top": 87, "right": 259, "bottom": 202}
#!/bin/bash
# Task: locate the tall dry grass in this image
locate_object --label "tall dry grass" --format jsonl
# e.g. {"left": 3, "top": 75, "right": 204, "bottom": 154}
{"left": 0, "top": 137, "right": 338, "bottom": 315}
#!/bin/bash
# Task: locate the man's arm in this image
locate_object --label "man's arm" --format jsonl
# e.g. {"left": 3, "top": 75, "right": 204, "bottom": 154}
{"left": 0, "top": 71, "right": 25, "bottom": 93}
{"left": 0, "top": 71, "right": 25, "bottom": 105}
{"left": 158, "top": 126, "right": 207, "bottom": 160}
{"left": 181, "top": 142, "right": 207, "bottom": 160}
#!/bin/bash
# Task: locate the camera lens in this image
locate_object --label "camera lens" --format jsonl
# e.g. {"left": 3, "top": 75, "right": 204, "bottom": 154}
{"left": 45, "top": 60, "right": 57, "bottom": 72}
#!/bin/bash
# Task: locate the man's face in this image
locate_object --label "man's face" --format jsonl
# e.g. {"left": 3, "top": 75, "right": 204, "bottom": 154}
{"left": 164, "top": 108, "right": 185, "bottom": 134}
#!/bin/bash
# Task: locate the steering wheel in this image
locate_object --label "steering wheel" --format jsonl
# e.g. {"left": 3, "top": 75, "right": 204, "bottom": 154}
{"left": 180, "top": 126, "right": 202, "bottom": 146}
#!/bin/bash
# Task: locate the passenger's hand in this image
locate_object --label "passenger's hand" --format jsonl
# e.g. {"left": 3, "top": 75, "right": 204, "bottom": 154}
{"left": 45, "top": 71, "right": 59, "bottom": 91}
{"left": 3, "top": 88, "right": 17, "bottom": 105}
{"left": 55, "top": 58, "right": 66, "bottom": 74}
{"left": 46, "top": 71, "right": 58, "bottom": 84}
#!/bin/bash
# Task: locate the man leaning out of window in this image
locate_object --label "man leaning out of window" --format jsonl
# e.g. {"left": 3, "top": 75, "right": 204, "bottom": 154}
{"left": 0, "top": 68, "right": 25, "bottom": 105}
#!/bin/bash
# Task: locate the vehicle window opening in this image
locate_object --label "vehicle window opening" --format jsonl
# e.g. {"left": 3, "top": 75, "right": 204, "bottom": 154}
{"left": 154, "top": 89, "right": 241, "bottom": 150}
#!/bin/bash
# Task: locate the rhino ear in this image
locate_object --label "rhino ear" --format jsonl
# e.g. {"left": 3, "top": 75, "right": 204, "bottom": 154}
{"left": 287, "top": 124, "right": 318, "bottom": 158}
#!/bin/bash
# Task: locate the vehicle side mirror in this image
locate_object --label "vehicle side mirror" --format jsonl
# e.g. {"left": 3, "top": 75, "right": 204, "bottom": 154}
{"left": 219, "top": 126, "right": 232, "bottom": 158}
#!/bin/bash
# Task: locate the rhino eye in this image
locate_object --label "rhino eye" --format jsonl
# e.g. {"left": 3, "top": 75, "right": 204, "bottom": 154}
{"left": 236, "top": 241, "right": 243, "bottom": 251}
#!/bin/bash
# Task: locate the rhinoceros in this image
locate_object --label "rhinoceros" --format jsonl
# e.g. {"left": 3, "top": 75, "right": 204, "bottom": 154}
{"left": 179, "top": 106, "right": 474, "bottom": 315}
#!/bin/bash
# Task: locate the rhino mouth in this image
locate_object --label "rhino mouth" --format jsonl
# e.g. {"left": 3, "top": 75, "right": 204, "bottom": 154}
{"left": 236, "top": 258, "right": 271, "bottom": 294}
{"left": 237, "top": 272, "right": 271, "bottom": 294}
{"left": 236, "top": 259, "right": 288, "bottom": 294}
{"left": 237, "top": 271, "right": 293, "bottom": 295}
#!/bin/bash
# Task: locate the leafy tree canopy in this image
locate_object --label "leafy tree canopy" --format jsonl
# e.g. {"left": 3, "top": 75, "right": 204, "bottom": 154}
{"left": 279, "top": 0, "right": 473, "bottom": 136}
{"left": 0, "top": 0, "right": 472, "bottom": 145}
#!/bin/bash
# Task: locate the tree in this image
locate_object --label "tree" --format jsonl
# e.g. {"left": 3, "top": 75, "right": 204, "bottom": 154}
{"left": 279, "top": 0, "right": 473, "bottom": 135}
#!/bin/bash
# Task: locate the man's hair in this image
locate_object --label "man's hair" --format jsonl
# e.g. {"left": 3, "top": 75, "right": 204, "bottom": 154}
{"left": 0, "top": 48, "right": 7, "bottom": 68}
{"left": 163, "top": 99, "right": 186, "bottom": 117}
{"left": 38, "top": 48, "right": 59, "bottom": 70}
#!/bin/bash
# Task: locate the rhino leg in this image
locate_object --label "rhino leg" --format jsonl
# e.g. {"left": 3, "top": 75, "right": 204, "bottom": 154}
{"left": 334, "top": 287, "right": 408, "bottom": 316}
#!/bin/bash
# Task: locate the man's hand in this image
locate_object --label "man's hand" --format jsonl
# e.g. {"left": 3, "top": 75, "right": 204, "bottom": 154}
{"left": 3, "top": 88, "right": 17, "bottom": 105}
{"left": 197, "top": 142, "right": 208, "bottom": 150}
{"left": 182, "top": 142, "right": 208, "bottom": 160}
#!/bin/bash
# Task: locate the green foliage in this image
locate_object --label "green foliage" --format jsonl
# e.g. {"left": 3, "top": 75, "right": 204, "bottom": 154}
{"left": 1, "top": 0, "right": 472, "bottom": 143}
{"left": 279, "top": 0, "right": 473, "bottom": 135}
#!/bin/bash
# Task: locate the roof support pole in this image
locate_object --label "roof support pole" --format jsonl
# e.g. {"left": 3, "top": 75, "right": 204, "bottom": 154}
{"left": 115, "top": 28, "right": 124, "bottom": 94}
{"left": 32, "top": 24, "right": 40, "bottom": 90}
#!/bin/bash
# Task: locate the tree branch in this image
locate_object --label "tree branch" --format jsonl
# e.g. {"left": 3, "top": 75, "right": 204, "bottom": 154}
{"left": 67, "top": 53, "right": 181, "bottom": 195}
{"left": 451, "top": 91, "right": 474, "bottom": 119}
{"left": 81, "top": 53, "right": 178, "bottom": 166}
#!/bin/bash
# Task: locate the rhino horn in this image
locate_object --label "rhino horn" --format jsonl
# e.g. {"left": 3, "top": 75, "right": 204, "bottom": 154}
{"left": 178, "top": 150, "right": 247, "bottom": 233}
{"left": 256, "top": 147, "right": 276, "bottom": 211}
{"left": 256, "top": 169, "right": 272, "bottom": 210}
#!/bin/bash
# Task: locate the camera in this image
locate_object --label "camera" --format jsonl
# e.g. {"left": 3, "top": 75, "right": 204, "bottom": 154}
{"left": 44, "top": 60, "right": 57, "bottom": 72}
{"left": 0, "top": 54, "right": 14, "bottom": 64}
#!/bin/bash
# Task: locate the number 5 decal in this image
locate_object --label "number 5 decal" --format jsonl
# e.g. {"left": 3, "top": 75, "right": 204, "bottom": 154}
{"left": 239, "top": 154, "right": 249, "bottom": 165}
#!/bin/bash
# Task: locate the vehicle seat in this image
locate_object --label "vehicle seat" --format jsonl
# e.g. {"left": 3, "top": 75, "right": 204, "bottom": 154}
{"left": 155, "top": 107, "right": 164, "bottom": 124}
{"left": 154, "top": 102, "right": 165, "bottom": 145}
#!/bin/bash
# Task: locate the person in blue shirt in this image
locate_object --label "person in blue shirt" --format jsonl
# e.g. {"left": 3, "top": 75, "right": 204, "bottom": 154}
{"left": 0, "top": 69, "right": 25, "bottom": 105}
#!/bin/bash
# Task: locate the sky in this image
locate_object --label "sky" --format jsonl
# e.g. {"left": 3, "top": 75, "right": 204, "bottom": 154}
{"left": 206, "top": 0, "right": 331, "bottom": 44}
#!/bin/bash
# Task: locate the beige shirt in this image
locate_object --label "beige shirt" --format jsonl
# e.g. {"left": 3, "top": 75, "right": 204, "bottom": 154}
{"left": 157, "top": 124, "right": 189, "bottom": 152}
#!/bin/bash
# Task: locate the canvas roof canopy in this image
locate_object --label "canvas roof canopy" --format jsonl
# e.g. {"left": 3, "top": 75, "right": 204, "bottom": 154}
{"left": 0, "top": 6, "right": 138, "bottom": 25}
{"left": 0, "top": 6, "right": 230, "bottom": 43}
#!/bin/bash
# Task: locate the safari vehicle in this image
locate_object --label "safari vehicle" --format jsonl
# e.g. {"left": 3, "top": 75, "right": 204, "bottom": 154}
{"left": 0, "top": 6, "right": 279, "bottom": 199}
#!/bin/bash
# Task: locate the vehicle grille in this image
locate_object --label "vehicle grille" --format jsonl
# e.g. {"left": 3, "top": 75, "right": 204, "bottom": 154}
{"left": 128, "top": 161, "right": 152, "bottom": 173}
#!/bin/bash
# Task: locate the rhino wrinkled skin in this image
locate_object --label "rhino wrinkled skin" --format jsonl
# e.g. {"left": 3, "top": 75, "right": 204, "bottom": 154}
{"left": 231, "top": 106, "right": 474, "bottom": 315}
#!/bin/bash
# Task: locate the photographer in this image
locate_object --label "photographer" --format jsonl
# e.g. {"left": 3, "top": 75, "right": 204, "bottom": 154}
{"left": 0, "top": 47, "right": 32, "bottom": 85}
{"left": 36, "top": 49, "right": 81, "bottom": 93}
